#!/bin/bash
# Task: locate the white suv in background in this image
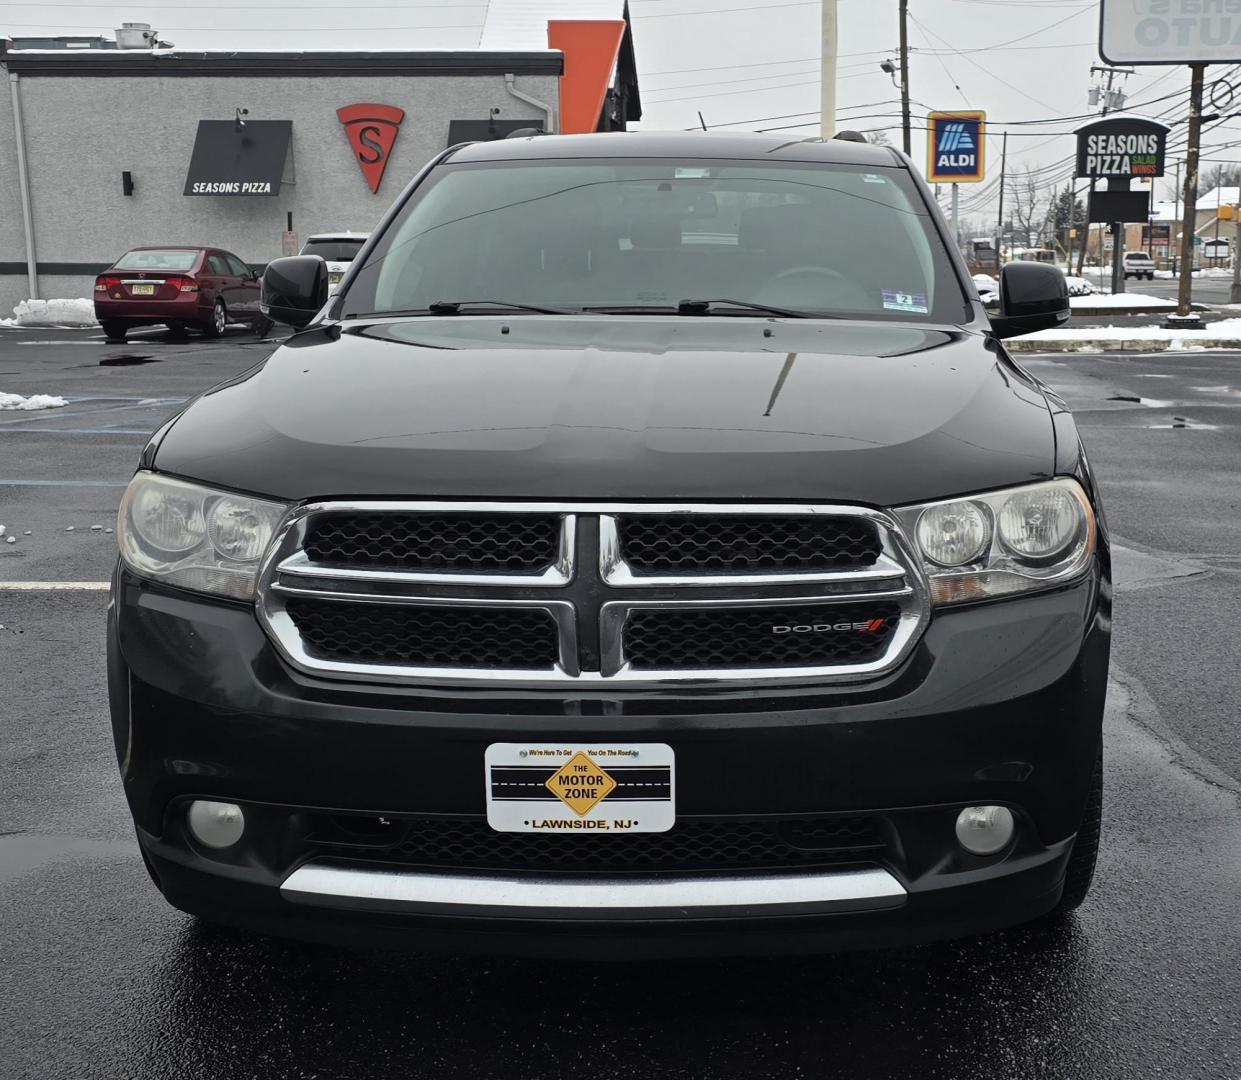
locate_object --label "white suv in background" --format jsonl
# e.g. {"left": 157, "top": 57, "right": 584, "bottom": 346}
{"left": 299, "top": 232, "right": 370, "bottom": 291}
{"left": 1122, "top": 251, "right": 1157, "bottom": 281}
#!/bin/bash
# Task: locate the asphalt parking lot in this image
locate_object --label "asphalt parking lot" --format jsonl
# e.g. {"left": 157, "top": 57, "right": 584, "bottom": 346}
{"left": 4, "top": 325, "right": 1241, "bottom": 1079}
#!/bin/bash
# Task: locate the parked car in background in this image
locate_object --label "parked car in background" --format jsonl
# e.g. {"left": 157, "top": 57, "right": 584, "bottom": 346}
{"left": 94, "top": 246, "right": 267, "bottom": 342}
{"left": 971, "top": 273, "right": 999, "bottom": 305}
{"left": 1122, "top": 251, "right": 1157, "bottom": 281}
{"left": 299, "top": 232, "right": 370, "bottom": 291}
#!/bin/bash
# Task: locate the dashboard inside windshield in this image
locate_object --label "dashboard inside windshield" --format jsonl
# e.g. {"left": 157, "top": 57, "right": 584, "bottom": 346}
{"left": 343, "top": 158, "right": 970, "bottom": 322}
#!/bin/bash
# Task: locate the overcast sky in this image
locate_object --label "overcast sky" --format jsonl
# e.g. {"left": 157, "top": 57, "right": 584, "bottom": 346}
{"left": 1, "top": 1, "right": 1215, "bottom": 216}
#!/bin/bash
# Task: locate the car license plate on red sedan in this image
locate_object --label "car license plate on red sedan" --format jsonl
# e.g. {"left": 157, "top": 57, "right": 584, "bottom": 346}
{"left": 485, "top": 743, "right": 675, "bottom": 833}
{"left": 131, "top": 284, "right": 155, "bottom": 296}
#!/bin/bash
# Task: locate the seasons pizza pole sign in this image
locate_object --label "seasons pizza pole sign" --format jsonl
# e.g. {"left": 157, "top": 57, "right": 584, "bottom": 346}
{"left": 1076, "top": 116, "right": 1167, "bottom": 179}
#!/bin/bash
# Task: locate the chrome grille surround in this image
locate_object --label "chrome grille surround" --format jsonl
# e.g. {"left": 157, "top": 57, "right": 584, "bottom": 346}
{"left": 257, "top": 501, "right": 930, "bottom": 689}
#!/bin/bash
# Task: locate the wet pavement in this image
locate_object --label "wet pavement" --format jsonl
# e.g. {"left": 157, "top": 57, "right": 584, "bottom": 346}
{"left": 4, "top": 328, "right": 1241, "bottom": 1078}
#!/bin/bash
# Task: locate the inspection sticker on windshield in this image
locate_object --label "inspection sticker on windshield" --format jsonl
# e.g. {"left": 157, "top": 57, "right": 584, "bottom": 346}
{"left": 485, "top": 744, "right": 675, "bottom": 833}
{"left": 882, "top": 290, "right": 928, "bottom": 314}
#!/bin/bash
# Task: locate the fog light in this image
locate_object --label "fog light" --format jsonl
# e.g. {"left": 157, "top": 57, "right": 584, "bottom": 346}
{"left": 187, "top": 800, "right": 245, "bottom": 849}
{"left": 955, "top": 805, "right": 1015, "bottom": 856}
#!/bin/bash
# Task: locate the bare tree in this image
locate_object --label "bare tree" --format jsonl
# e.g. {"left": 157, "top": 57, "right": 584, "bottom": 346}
{"left": 865, "top": 129, "right": 892, "bottom": 146}
{"left": 1010, "top": 164, "right": 1048, "bottom": 249}
{"left": 1201, "top": 163, "right": 1241, "bottom": 192}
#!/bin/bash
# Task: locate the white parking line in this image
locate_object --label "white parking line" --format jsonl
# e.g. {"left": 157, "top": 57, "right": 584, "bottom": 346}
{"left": 0, "top": 581, "right": 110, "bottom": 590}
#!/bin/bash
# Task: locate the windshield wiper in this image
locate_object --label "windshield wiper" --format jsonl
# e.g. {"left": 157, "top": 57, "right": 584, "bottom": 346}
{"left": 428, "top": 300, "right": 578, "bottom": 316}
{"left": 676, "top": 298, "right": 818, "bottom": 319}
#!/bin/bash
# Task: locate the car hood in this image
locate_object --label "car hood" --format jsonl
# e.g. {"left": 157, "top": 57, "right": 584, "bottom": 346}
{"left": 152, "top": 316, "right": 1056, "bottom": 507}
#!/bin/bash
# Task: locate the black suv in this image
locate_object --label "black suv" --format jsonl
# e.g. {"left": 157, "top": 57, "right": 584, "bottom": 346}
{"left": 107, "top": 133, "right": 1109, "bottom": 957}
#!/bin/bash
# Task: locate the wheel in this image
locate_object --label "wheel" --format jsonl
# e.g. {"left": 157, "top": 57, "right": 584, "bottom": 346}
{"left": 202, "top": 300, "right": 227, "bottom": 338}
{"left": 251, "top": 314, "right": 274, "bottom": 338}
{"left": 1054, "top": 746, "right": 1102, "bottom": 914}
{"left": 100, "top": 320, "right": 128, "bottom": 343}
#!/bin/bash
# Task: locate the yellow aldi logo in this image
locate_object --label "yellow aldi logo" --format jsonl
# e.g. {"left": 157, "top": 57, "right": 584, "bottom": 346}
{"left": 546, "top": 752, "right": 618, "bottom": 816}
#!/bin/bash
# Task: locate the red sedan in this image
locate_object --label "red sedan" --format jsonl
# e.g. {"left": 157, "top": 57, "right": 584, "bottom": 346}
{"left": 94, "top": 246, "right": 269, "bottom": 342}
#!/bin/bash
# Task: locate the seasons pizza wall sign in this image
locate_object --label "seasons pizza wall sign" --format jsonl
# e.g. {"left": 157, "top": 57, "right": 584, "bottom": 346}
{"left": 183, "top": 120, "right": 293, "bottom": 196}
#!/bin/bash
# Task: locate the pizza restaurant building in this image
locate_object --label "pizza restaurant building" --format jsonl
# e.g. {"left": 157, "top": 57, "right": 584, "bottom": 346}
{"left": 0, "top": 3, "right": 641, "bottom": 314}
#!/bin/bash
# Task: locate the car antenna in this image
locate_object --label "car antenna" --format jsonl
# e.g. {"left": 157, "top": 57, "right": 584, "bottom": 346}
{"left": 697, "top": 111, "right": 708, "bottom": 131}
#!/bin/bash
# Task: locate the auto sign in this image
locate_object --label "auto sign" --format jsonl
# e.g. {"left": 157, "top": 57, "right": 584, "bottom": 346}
{"left": 1101, "top": 0, "right": 1241, "bottom": 65}
{"left": 927, "top": 112, "right": 986, "bottom": 184}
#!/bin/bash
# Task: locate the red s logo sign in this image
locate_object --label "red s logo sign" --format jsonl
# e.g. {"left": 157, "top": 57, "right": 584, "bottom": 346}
{"left": 337, "top": 104, "right": 405, "bottom": 193}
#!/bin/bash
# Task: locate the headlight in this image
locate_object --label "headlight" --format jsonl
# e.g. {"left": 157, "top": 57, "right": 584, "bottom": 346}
{"left": 118, "top": 472, "right": 288, "bottom": 600}
{"left": 895, "top": 479, "right": 1096, "bottom": 605}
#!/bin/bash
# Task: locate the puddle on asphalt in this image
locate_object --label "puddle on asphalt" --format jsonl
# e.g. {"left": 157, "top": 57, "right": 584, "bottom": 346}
{"left": 1108, "top": 395, "right": 1175, "bottom": 407}
{"left": 99, "top": 354, "right": 161, "bottom": 367}
{"left": 1148, "top": 418, "right": 1220, "bottom": 430}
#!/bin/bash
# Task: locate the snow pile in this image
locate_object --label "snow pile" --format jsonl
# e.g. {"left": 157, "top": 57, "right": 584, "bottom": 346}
{"left": 10, "top": 298, "right": 97, "bottom": 327}
{"left": 0, "top": 391, "right": 68, "bottom": 410}
{"left": 1071, "top": 292, "right": 1176, "bottom": 310}
{"left": 1064, "top": 276, "right": 1095, "bottom": 297}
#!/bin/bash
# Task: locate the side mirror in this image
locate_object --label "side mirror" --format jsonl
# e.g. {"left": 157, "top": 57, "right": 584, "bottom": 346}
{"left": 989, "top": 262, "right": 1070, "bottom": 340}
{"left": 261, "top": 256, "right": 328, "bottom": 328}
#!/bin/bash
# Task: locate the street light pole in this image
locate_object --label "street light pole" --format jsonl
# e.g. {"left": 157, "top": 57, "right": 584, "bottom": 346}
{"left": 820, "top": 0, "right": 838, "bottom": 138}
{"left": 899, "top": 0, "right": 912, "bottom": 155}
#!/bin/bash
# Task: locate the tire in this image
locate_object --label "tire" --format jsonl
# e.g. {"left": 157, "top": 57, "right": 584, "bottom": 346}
{"left": 1054, "top": 746, "right": 1103, "bottom": 913}
{"left": 251, "top": 314, "right": 274, "bottom": 338}
{"left": 100, "top": 320, "right": 128, "bottom": 343}
{"left": 166, "top": 321, "right": 189, "bottom": 338}
{"left": 202, "top": 300, "right": 226, "bottom": 339}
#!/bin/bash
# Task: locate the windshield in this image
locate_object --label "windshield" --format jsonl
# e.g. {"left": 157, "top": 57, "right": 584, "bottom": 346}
{"left": 114, "top": 248, "right": 199, "bottom": 271}
{"left": 343, "top": 159, "right": 970, "bottom": 322}
{"left": 302, "top": 239, "right": 366, "bottom": 262}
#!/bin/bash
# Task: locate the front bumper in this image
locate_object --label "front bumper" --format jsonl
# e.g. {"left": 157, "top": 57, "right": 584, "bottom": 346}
{"left": 108, "top": 565, "right": 1109, "bottom": 956}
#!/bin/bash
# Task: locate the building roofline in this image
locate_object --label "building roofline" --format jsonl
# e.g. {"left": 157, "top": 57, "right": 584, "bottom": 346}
{"left": 0, "top": 47, "right": 563, "bottom": 77}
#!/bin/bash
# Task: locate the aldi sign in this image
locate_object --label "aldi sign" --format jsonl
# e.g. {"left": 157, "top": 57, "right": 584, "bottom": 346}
{"left": 927, "top": 112, "right": 985, "bottom": 183}
{"left": 1101, "top": 0, "right": 1241, "bottom": 65}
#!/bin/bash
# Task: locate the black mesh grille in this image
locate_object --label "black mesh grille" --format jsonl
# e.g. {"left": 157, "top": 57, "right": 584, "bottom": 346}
{"left": 623, "top": 602, "right": 901, "bottom": 671}
{"left": 286, "top": 598, "right": 559, "bottom": 670}
{"left": 310, "top": 815, "right": 885, "bottom": 875}
{"left": 618, "top": 514, "right": 882, "bottom": 576}
{"left": 303, "top": 512, "right": 560, "bottom": 575}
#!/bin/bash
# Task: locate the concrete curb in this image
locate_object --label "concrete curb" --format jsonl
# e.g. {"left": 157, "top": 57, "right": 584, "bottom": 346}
{"left": 1008, "top": 337, "right": 1241, "bottom": 353}
{"left": 1068, "top": 304, "right": 1206, "bottom": 317}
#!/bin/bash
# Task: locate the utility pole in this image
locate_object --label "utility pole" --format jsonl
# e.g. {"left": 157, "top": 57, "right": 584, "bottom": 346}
{"left": 1175, "top": 63, "right": 1207, "bottom": 322}
{"left": 1232, "top": 201, "right": 1241, "bottom": 304}
{"left": 994, "top": 131, "right": 1008, "bottom": 275}
{"left": 899, "top": 0, "right": 911, "bottom": 155}
{"left": 820, "top": 0, "right": 837, "bottom": 138}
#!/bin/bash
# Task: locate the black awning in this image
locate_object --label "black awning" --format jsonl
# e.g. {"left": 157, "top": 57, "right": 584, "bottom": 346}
{"left": 183, "top": 119, "right": 292, "bottom": 196}
{"left": 446, "top": 119, "right": 543, "bottom": 147}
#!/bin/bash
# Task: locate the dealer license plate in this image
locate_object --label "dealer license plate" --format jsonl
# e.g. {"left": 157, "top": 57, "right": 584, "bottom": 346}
{"left": 131, "top": 283, "right": 155, "bottom": 296}
{"left": 485, "top": 743, "right": 675, "bottom": 834}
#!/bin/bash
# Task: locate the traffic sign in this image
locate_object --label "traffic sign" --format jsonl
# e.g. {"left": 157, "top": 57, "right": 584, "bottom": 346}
{"left": 927, "top": 111, "right": 985, "bottom": 184}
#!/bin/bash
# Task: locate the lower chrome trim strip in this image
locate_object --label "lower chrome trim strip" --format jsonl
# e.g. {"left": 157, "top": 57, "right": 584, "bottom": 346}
{"left": 280, "top": 863, "right": 907, "bottom": 920}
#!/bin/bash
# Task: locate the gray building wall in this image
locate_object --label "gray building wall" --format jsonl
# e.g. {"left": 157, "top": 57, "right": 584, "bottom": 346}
{"left": 0, "top": 68, "right": 558, "bottom": 314}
